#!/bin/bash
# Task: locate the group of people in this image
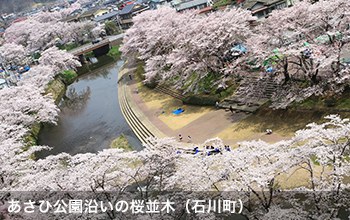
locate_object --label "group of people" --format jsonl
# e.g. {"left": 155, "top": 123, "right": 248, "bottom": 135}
{"left": 189, "top": 145, "right": 232, "bottom": 156}
{"left": 266, "top": 129, "right": 273, "bottom": 135}
{"left": 179, "top": 134, "right": 192, "bottom": 142}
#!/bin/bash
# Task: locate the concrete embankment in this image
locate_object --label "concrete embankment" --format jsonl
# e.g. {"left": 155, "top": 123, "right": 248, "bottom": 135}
{"left": 117, "top": 61, "right": 166, "bottom": 148}
{"left": 24, "top": 77, "right": 67, "bottom": 148}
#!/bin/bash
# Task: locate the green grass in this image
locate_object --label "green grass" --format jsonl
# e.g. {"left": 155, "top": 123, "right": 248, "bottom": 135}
{"left": 212, "top": 0, "right": 233, "bottom": 9}
{"left": 310, "top": 155, "right": 321, "bottom": 166}
{"left": 85, "top": 51, "right": 95, "bottom": 58}
{"left": 219, "top": 84, "right": 237, "bottom": 99}
{"left": 294, "top": 96, "right": 323, "bottom": 109}
{"left": 107, "top": 45, "right": 122, "bottom": 60}
{"left": 197, "top": 73, "right": 219, "bottom": 94}
{"left": 22, "top": 122, "right": 42, "bottom": 151}
{"left": 59, "top": 70, "right": 78, "bottom": 85}
{"left": 135, "top": 62, "right": 145, "bottom": 80}
{"left": 181, "top": 72, "right": 198, "bottom": 93}
{"left": 293, "top": 91, "right": 350, "bottom": 111}
{"left": 76, "top": 55, "right": 115, "bottom": 75}
{"left": 335, "top": 97, "right": 350, "bottom": 109}
{"left": 110, "top": 134, "right": 132, "bottom": 151}
{"left": 59, "top": 42, "right": 79, "bottom": 51}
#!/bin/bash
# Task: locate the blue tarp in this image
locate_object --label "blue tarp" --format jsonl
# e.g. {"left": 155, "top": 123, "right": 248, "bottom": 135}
{"left": 266, "top": 66, "right": 274, "bottom": 73}
{"left": 172, "top": 108, "right": 185, "bottom": 115}
{"left": 231, "top": 44, "right": 247, "bottom": 53}
{"left": 18, "top": 65, "right": 30, "bottom": 73}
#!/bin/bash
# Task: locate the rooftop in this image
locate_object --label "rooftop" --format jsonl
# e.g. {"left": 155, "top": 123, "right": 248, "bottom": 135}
{"left": 119, "top": 3, "right": 147, "bottom": 15}
{"left": 119, "top": 3, "right": 135, "bottom": 15}
{"left": 80, "top": 7, "right": 100, "bottom": 17}
{"left": 94, "top": 10, "right": 119, "bottom": 22}
{"left": 175, "top": 0, "right": 208, "bottom": 11}
{"left": 243, "top": 0, "right": 285, "bottom": 9}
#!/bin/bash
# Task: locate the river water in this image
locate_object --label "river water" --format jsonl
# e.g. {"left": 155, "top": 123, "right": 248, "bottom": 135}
{"left": 38, "top": 60, "right": 142, "bottom": 157}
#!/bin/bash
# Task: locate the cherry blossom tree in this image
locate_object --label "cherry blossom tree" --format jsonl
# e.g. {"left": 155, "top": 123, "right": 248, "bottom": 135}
{"left": 0, "top": 43, "right": 27, "bottom": 65}
{"left": 239, "top": 0, "right": 350, "bottom": 108}
{"left": 1, "top": 2, "right": 350, "bottom": 220}
{"left": 4, "top": 16, "right": 95, "bottom": 52}
{"left": 38, "top": 46, "right": 81, "bottom": 72}
{"left": 121, "top": 7, "right": 254, "bottom": 91}
{"left": 18, "top": 65, "right": 56, "bottom": 89}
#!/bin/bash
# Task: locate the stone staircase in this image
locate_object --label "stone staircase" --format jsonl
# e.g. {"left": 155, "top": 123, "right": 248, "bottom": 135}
{"left": 154, "top": 84, "right": 185, "bottom": 100}
{"left": 219, "top": 76, "right": 279, "bottom": 113}
{"left": 119, "top": 80, "right": 156, "bottom": 147}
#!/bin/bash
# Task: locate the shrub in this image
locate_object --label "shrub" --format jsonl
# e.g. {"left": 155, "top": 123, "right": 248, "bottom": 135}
{"left": 60, "top": 70, "right": 78, "bottom": 85}
{"left": 105, "top": 21, "right": 120, "bottom": 35}
{"left": 135, "top": 62, "right": 145, "bottom": 80}
{"left": 212, "top": 0, "right": 233, "bottom": 9}
{"left": 324, "top": 98, "right": 336, "bottom": 107}
{"left": 107, "top": 45, "right": 121, "bottom": 60}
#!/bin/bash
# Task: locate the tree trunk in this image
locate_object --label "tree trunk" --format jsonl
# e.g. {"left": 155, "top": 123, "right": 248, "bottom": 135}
{"left": 283, "top": 59, "right": 290, "bottom": 84}
{"left": 311, "top": 72, "right": 318, "bottom": 85}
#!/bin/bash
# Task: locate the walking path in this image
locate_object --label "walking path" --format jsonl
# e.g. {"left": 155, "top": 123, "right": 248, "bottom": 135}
{"left": 117, "top": 62, "right": 333, "bottom": 188}
{"left": 118, "top": 62, "right": 292, "bottom": 148}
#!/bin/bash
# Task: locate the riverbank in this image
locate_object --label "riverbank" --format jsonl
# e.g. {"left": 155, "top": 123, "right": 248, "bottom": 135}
{"left": 25, "top": 46, "right": 123, "bottom": 149}
{"left": 23, "top": 77, "right": 66, "bottom": 148}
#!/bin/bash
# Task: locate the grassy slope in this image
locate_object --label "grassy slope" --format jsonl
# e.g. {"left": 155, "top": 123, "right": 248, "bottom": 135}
{"left": 110, "top": 134, "right": 133, "bottom": 151}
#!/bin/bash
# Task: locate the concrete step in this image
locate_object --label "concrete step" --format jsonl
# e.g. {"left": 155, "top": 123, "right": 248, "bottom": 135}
{"left": 119, "top": 83, "right": 155, "bottom": 147}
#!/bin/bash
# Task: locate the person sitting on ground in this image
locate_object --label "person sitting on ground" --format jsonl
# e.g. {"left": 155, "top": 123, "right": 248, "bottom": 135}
{"left": 194, "top": 148, "right": 200, "bottom": 154}
{"left": 179, "top": 134, "right": 183, "bottom": 141}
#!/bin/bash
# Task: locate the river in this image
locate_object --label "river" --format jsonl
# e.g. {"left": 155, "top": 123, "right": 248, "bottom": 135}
{"left": 38, "top": 60, "right": 142, "bottom": 157}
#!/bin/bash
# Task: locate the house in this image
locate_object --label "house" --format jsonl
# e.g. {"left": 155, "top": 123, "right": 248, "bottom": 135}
{"left": 79, "top": 7, "right": 100, "bottom": 21}
{"left": 94, "top": 8, "right": 111, "bottom": 18}
{"left": 242, "top": 0, "right": 293, "bottom": 18}
{"left": 94, "top": 10, "right": 120, "bottom": 24}
{"left": 61, "top": 13, "right": 80, "bottom": 22}
{"left": 81, "top": 1, "right": 96, "bottom": 9}
{"left": 149, "top": 0, "right": 172, "bottom": 9}
{"left": 118, "top": 3, "right": 149, "bottom": 29}
{"left": 103, "top": 0, "right": 119, "bottom": 6}
{"left": 172, "top": 0, "right": 210, "bottom": 12}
